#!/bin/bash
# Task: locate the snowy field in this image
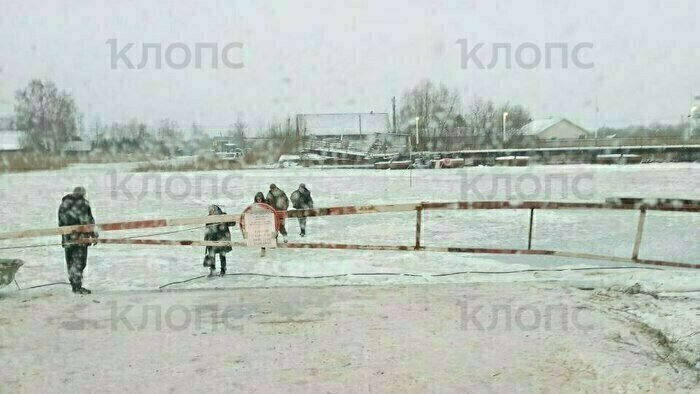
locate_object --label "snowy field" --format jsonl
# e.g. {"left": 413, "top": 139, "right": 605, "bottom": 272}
{"left": 2, "top": 163, "right": 700, "bottom": 391}
{"left": 1, "top": 282, "right": 699, "bottom": 392}
{"left": 0, "top": 162, "right": 699, "bottom": 292}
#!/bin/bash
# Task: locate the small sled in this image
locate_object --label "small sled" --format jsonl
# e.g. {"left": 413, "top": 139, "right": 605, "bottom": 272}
{"left": 0, "top": 259, "right": 23, "bottom": 290}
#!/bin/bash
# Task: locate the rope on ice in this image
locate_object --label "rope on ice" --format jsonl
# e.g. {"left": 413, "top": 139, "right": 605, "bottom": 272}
{"left": 156, "top": 266, "right": 667, "bottom": 290}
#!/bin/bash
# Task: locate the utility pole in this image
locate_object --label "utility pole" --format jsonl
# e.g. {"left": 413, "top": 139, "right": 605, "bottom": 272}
{"left": 689, "top": 95, "right": 700, "bottom": 140}
{"left": 392, "top": 97, "right": 397, "bottom": 133}
{"left": 415, "top": 117, "right": 420, "bottom": 147}
{"left": 295, "top": 115, "right": 299, "bottom": 137}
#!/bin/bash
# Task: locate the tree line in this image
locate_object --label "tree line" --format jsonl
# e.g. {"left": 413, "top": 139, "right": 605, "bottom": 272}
{"left": 396, "top": 79, "right": 532, "bottom": 150}
{"left": 12, "top": 78, "right": 532, "bottom": 154}
{"left": 13, "top": 78, "right": 696, "bottom": 157}
{"left": 12, "top": 80, "right": 235, "bottom": 156}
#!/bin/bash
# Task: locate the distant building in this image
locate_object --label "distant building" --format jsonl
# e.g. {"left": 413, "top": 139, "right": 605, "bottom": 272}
{"left": 519, "top": 118, "right": 590, "bottom": 140}
{"left": 63, "top": 136, "right": 93, "bottom": 154}
{"left": 0, "top": 130, "right": 23, "bottom": 152}
{"left": 0, "top": 116, "right": 16, "bottom": 131}
{"left": 0, "top": 116, "right": 92, "bottom": 153}
{"left": 296, "top": 112, "right": 407, "bottom": 160}
{"left": 0, "top": 116, "right": 23, "bottom": 153}
{"left": 296, "top": 113, "right": 391, "bottom": 137}
{"left": 211, "top": 137, "right": 244, "bottom": 161}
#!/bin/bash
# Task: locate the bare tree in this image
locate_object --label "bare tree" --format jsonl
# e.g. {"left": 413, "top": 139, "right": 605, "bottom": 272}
{"left": 14, "top": 79, "right": 79, "bottom": 152}
{"left": 466, "top": 97, "right": 498, "bottom": 143}
{"left": 466, "top": 98, "right": 531, "bottom": 148}
{"left": 156, "top": 119, "right": 184, "bottom": 156}
{"left": 189, "top": 122, "right": 212, "bottom": 154}
{"left": 398, "top": 80, "right": 461, "bottom": 149}
{"left": 498, "top": 103, "right": 532, "bottom": 145}
{"left": 157, "top": 119, "right": 182, "bottom": 140}
{"left": 228, "top": 117, "right": 248, "bottom": 147}
{"left": 126, "top": 119, "right": 149, "bottom": 140}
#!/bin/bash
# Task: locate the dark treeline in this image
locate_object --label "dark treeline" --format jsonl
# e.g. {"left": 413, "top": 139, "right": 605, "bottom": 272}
{"left": 397, "top": 79, "right": 532, "bottom": 150}
{"left": 89, "top": 116, "right": 298, "bottom": 163}
{"left": 92, "top": 119, "right": 193, "bottom": 156}
{"left": 13, "top": 78, "right": 696, "bottom": 160}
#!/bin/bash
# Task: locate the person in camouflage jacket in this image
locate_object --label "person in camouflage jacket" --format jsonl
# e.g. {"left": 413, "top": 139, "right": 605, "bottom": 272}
{"left": 265, "top": 184, "right": 289, "bottom": 242}
{"left": 203, "top": 205, "right": 236, "bottom": 277}
{"left": 58, "top": 186, "right": 98, "bottom": 294}
{"left": 290, "top": 183, "right": 313, "bottom": 236}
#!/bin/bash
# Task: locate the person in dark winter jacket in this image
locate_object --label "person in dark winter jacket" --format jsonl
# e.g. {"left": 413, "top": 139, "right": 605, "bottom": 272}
{"left": 254, "top": 192, "right": 265, "bottom": 204}
{"left": 203, "top": 205, "right": 236, "bottom": 277}
{"left": 58, "top": 186, "right": 98, "bottom": 294}
{"left": 290, "top": 183, "right": 313, "bottom": 236}
{"left": 266, "top": 184, "right": 289, "bottom": 242}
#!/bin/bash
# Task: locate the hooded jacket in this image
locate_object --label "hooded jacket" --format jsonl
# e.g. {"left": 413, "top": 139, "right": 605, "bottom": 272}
{"left": 290, "top": 187, "right": 313, "bottom": 210}
{"left": 266, "top": 188, "right": 289, "bottom": 211}
{"left": 254, "top": 192, "right": 265, "bottom": 204}
{"left": 58, "top": 194, "right": 97, "bottom": 247}
{"left": 204, "top": 205, "right": 235, "bottom": 254}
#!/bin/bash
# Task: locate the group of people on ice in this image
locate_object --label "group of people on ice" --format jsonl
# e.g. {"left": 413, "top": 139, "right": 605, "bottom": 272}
{"left": 203, "top": 183, "right": 314, "bottom": 277}
{"left": 58, "top": 183, "right": 314, "bottom": 293}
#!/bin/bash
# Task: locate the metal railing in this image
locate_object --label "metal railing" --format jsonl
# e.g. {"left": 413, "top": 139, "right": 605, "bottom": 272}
{"left": 0, "top": 200, "right": 698, "bottom": 269}
{"left": 415, "top": 136, "right": 700, "bottom": 151}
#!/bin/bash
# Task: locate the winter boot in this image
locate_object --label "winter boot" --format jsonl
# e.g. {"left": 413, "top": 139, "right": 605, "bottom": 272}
{"left": 76, "top": 287, "right": 91, "bottom": 295}
{"left": 70, "top": 278, "right": 83, "bottom": 293}
{"left": 208, "top": 267, "right": 216, "bottom": 278}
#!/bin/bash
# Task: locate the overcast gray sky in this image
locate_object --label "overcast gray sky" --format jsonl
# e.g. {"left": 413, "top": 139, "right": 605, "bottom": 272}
{"left": 0, "top": 0, "right": 698, "bottom": 134}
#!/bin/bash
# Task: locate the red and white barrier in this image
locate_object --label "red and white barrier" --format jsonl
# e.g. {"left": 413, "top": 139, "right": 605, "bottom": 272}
{"left": 1, "top": 200, "right": 698, "bottom": 269}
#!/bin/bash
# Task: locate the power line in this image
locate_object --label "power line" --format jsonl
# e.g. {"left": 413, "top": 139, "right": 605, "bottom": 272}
{"left": 10, "top": 266, "right": 679, "bottom": 292}
{"left": 157, "top": 266, "right": 664, "bottom": 290}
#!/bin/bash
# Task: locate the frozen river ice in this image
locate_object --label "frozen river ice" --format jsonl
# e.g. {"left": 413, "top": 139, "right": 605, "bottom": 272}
{"left": 0, "top": 162, "right": 698, "bottom": 291}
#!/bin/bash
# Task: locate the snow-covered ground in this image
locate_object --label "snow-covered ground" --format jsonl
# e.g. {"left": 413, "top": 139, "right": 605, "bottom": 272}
{"left": 2, "top": 163, "right": 700, "bottom": 390}
{"left": 1, "top": 282, "right": 698, "bottom": 392}
{"left": 0, "top": 162, "right": 699, "bottom": 291}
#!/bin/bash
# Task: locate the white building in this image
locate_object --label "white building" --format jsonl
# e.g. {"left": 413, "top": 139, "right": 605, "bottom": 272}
{"left": 297, "top": 112, "right": 407, "bottom": 158}
{"left": 64, "top": 136, "right": 93, "bottom": 154}
{"left": 519, "top": 118, "right": 590, "bottom": 140}
{"left": 296, "top": 113, "right": 391, "bottom": 137}
{"left": 0, "top": 116, "right": 92, "bottom": 153}
{"left": 0, "top": 116, "right": 23, "bottom": 153}
{"left": 0, "top": 130, "right": 23, "bottom": 152}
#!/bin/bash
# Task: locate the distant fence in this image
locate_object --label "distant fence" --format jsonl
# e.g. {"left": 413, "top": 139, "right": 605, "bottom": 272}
{"left": 0, "top": 200, "right": 698, "bottom": 269}
{"left": 528, "top": 137, "right": 700, "bottom": 149}
{"left": 414, "top": 135, "right": 700, "bottom": 152}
